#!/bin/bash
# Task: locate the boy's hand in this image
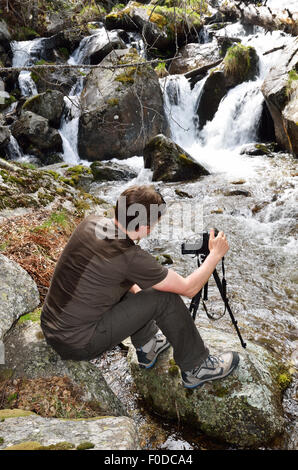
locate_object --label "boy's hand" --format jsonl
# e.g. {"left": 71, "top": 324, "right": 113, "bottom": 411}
{"left": 208, "top": 228, "right": 229, "bottom": 259}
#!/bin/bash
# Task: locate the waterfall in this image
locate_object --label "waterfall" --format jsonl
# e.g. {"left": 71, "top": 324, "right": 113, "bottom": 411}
{"left": 11, "top": 39, "right": 45, "bottom": 97}
{"left": 160, "top": 28, "right": 295, "bottom": 177}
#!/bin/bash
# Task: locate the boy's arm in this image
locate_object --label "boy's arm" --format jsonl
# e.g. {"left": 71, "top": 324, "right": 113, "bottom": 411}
{"left": 152, "top": 229, "right": 229, "bottom": 298}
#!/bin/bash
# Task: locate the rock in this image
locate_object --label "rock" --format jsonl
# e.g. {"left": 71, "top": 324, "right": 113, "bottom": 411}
{"left": 0, "top": 126, "right": 11, "bottom": 149}
{"left": 105, "top": 1, "right": 204, "bottom": 53}
{"left": 78, "top": 48, "right": 169, "bottom": 161}
{"left": 11, "top": 111, "right": 63, "bottom": 161}
{"left": 22, "top": 90, "right": 65, "bottom": 129}
{"left": 78, "top": 29, "right": 127, "bottom": 65}
{"left": 197, "top": 43, "right": 259, "bottom": 128}
{"left": 0, "top": 255, "right": 39, "bottom": 341}
{"left": 261, "top": 37, "right": 298, "bottom": 157}
{"left": 128, "top": 326, "right": 285, "bottom": 447}
{"left": 240, "top": 142, "right": 279, "bottom": 157}
{"left": 0, "top": 157, "right": 105, "bottom": 215}
{"left": 169, "top": 41, "right": 222, "bottom": 75}
{"left": 143, "top": 134, "right": 209, "bottom": 182}
{"left": 196, "top": 70, "right": 227, "bottom": 129}
{"left": 90, "top": 161, "right": 137, "bottom": 181}
{"left": 0, "top": 413, "right": 139, "bottom": 450}
{"left": 0, "top": 321, "right": 126, "bottom": 417}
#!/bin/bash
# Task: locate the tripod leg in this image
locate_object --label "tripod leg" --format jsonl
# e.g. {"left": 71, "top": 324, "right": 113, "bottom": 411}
{"left": 213, "top": 270, "right": 247, "bottom": 349}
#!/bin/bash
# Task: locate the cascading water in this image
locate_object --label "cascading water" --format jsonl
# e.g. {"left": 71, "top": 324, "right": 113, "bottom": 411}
{"left": 11, "top": 38, "right": 44, "bottom": 97}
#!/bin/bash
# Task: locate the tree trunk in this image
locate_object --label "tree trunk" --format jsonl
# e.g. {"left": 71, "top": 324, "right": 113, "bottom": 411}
{"left": 218, "top": 1, "right": 298, "bottom": 36}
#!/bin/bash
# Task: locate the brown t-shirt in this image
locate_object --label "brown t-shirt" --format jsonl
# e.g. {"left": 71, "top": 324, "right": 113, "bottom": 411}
{"left": 41, "top": 215, "right": 168, "bottom": 348}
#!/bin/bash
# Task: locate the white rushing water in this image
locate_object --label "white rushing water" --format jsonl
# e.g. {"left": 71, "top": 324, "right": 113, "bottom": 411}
{"left": 160, "top": 28, "right": 295, "bottom": 178}
{"left": 11, "top": 39, "right": 44, "bottom": 96}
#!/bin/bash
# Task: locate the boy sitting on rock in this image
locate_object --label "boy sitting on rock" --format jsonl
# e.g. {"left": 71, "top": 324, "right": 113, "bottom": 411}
{"left": 41, "top": 185, "right": 239, "bottom": 389}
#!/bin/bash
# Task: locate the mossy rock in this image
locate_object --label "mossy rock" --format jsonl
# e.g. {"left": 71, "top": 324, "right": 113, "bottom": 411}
{"left": 224, "top": 43, "right": 259, "bottom": 86}
{"left": 143, "top": 134, "right": 209, "bottom": 182}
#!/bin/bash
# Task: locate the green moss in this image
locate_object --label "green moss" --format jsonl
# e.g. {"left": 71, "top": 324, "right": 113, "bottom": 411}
{"left": 4, "top": 441, "right": 42, "bottom": 450}
{"left": 0, "top": 409, "right": 36, "bottom": 420}
{"left": 286, "top": 69, "right": 298, "bottom": 98}
{"left": 277, "top": 372, "right": 292, "bottom": 391}
{"left": 107, "top": 98, "right": 119, "bottom": 106}
{"left": 224, "top": 44, "right": 254, "bottom": 82}
{"left": 0, "top": 437, "right": 4, "bottom": 444}
{"left": 18, "top": 307, "right": 42, "bottom": 324}
{"left": 4, "top": 440, "right": 75, "bottom": 451}
{"left": 76, "top": 441, "right": 95, "bottom": 450}
{"left": 177, "top": 153, "right": 194, "bottom": 166}
{"left": 115, "top": 67, "right": 136, "bottom": 84}
{"left": 38, "top": 441, "right": 75, "bottom": 450}
{"left": 168, "top": 365, "right": 179, "bottom": 377}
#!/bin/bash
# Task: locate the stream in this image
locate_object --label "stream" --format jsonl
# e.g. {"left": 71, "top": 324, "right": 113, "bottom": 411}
{"left": 7, "top": 8, "right": 298, "bottom": 450}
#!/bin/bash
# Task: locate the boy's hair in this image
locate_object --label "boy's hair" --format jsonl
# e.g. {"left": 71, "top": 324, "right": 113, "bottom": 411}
{"left": 115, "top": 185, "right": 166, "bottom": 230}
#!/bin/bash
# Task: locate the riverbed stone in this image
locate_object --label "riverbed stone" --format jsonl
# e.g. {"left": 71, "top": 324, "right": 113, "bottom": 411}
{"left": 0, "top": 321, "right": 126, "bottom": 417}
{"left": 0, "top": 414, "right": 139, "bottom": 450}
{"left": 0, "top": 255, "right": 40, "bottom": 342}
{"left": 128, "top": 326, "right": 285, "bottom": 447}
{"left": 143, "top": 134, "right": 209, "bottom": 182}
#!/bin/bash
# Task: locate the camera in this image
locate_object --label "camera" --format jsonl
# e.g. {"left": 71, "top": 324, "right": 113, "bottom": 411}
{"left": 181, "top": 228, "right": 219, "bottom": 256}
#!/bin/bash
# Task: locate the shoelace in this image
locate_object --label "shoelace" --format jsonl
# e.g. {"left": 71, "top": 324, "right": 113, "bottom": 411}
{"left": 192, "top": 355, "right": 221, "bottom": 376}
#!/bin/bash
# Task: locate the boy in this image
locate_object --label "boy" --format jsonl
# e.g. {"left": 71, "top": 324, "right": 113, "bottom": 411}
{"left": 41, "top": 185, "right": 239, "bottom": 389}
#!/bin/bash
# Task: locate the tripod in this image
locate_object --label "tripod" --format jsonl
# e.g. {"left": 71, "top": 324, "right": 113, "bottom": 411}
{"left": 189, "top": 254, "right": 247, "bottom": 349}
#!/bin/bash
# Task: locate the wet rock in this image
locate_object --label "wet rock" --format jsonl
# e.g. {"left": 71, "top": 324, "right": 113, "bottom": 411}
{"left": 22, "top": 90, "right": 65, "bottom": 129}
{"left": 0, "top": 321, "right": 126, "bottom": 417}
{"left": 196, "top": 70, "right": 227, "bottom": 129}
{"left": 0, "top": 414, "right": 139, "bottom": 450}
{"left": 0, "top": 126, "right": 11, "bottom": 149}
{"left": 169, "top": 41, "right": 222, "bottom": 75}
{"left": 0, "top": 255, "right": 39, "bottom": 342}
{"left": 90, "top": 161, "right": 137, "bottom": 181}
{"left": 78, "top": 48, "right": 169, "bottom": 161}
{"left": 240, "top": 142, "right": 279, "bottom": 157}
{"left": 128, "top": 326, "right": 285, "bottom": 447}
{"left": 11, "top": 111, "right": 63, "bottom": 161}
{"left": 261, "top": 37, "right": 298, "bottom": 157}
{"left": 143, "top": 134, "right": 209, "bottom": 182}
{"left": 197, "top": 44, "right": 259, "bottom": 129}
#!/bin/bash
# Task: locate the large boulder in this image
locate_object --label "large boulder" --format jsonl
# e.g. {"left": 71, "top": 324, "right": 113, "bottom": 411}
{"left": 105, "top": 1, "right": 204, "bottom": 53}
{"left": 11, "top": 111, "right": 63, "bottom": 161}
{"left": 22, "top": 90, "right": 65, "bottom": 129}
{"left": 0, "top": 413, "right": 139, "bottom": 450}
{"left": 128, "top": 326, "right": 286, "bottom": 447}
{"left": 261, "top": 37, "right": 298, "bottom": 157}
{"left": 0, "top": 255, "right": 39, "bottom": 342}
{"left": 197, "top": 43, "right": 259, "bottom": 129}
{"left": 78, "top": 48, "right": 169, "bottom": 161}
{"left": 0, "top": 321, "right": 126, "bottom": 417}
{"left": 143, "top": 134, "right": 209, "bottom": 182}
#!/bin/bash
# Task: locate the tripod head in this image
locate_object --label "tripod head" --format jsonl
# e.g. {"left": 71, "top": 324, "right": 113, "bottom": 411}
{"left": 181, "top": 228, "right": 219, "bottom": 258}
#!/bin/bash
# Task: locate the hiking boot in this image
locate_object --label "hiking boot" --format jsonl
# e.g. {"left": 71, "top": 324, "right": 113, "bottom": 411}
{"left": 181, "top": 351, "right": 239, "bottom": 389}
{"left": 136, "top": 333, "right": 170, "bottom": 369}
